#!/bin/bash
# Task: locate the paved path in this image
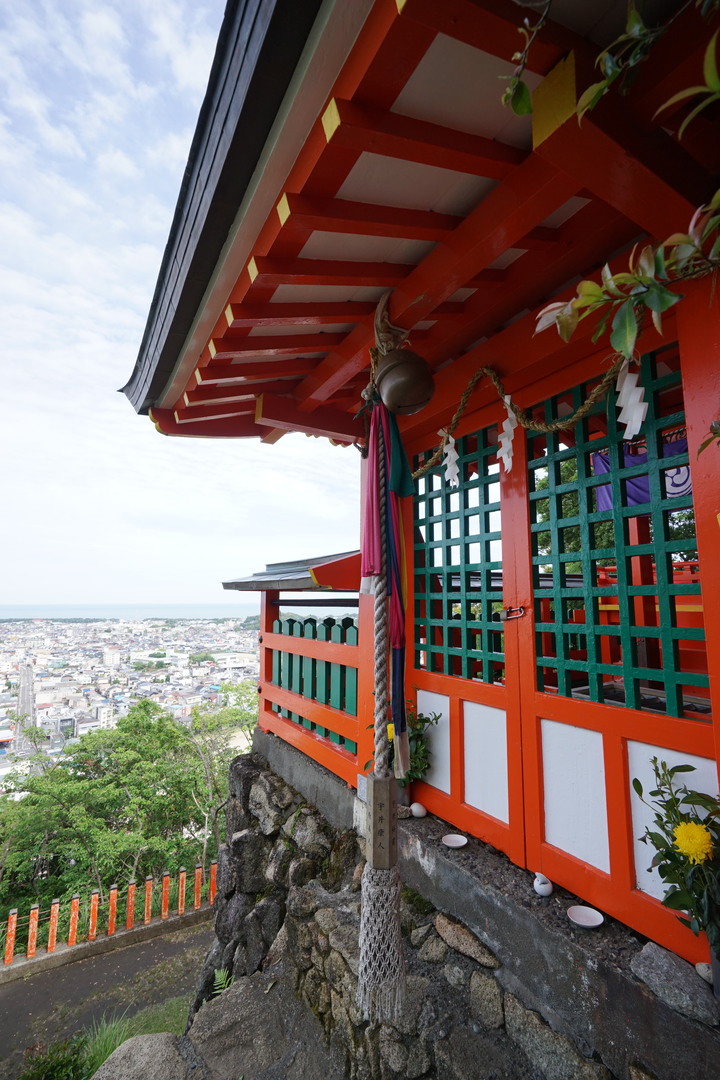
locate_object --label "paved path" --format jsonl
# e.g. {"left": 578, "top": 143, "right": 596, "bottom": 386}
{"left": 0, "top": 921, "right": 215, "bottom": 1079}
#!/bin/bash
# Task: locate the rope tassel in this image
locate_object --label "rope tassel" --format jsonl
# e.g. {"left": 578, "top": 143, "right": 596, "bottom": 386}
{"left": 357, "top": 864, "right": 406, "bottom": 1022}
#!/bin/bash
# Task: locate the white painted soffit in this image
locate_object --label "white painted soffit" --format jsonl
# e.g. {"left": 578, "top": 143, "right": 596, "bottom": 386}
{"left": 158, "top": 0, "right": 374, "bottom": 410}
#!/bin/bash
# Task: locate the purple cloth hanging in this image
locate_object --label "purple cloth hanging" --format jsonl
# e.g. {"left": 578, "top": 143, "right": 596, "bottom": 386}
{"left": 592, "top": 439, "right": 690, "bottom": 510}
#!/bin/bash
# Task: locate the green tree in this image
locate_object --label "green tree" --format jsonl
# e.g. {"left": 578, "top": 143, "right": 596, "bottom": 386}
{"left": 189, "top": 652, "right": 215, "bottom": 664}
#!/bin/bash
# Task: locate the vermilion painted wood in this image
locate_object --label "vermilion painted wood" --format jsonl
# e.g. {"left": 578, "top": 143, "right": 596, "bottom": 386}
{"left": 262, "top": 629, "right": 359, "bottom": 666}
{"left": 279, "top": 193, "right": 461, "bottom": 242}
{"left": 249, "top": 256, "right": 411, "bottom": 289}
{"left": 678, "top": 280, "right": 720, "bottom": 785}
{"left": 255, "top": 394, "right": 362, "bottom": 443}
{"left": 320, "top": 98, "right": 525, "bottom": 179}
{"left": 356, "top": 592, "right": 377, "bottom": 778}
{"left": 265, "top": 685, "right": 360, "bottom": 743}
{"left": 296, "top": 157, "right": 578, "bottom": 409}
{"left": 107, "top": 885, "right": 118, "bottom": 936}
{"left": 194, "top": 865, "right": 203, "bottom": 910}
{"left": 209, "top": 862, "right": 217, "bottom": 906}
{"left": 149, "top": 409, "right": 262, "bottom": 439}
{"left": 411, "top": 779, "right": 513, "bottom": 852}
{"left": 210, "top": 333, "right": 346, "bottom": 360}
{"left": 395, "top": 0, "right": 581, "bottom": 72}
{"left": 161, "top": 873, "right": 170, "bottom": 919}
{"left": 259, "top": 709, "right": 358, "bottom": 786}
{"left": 126, "top": 882, "right": 136, "bottom": 930}
{"left": 26, "top": 906, "right": 39, "bottom": 959}
{"left": 144, "top": 877, "right": 153, "bottom": 925}
{"left": 197, "top": 361, "right": 319, "bottom": 383}
{"left": 173, "top": 403, "right": 256, "bottom": 425}
{"left": 68, "top": 896, "right": 80, "bottom": 947}
{"left": 88, "top": 891, "right": 99, "bottom": 942}
{"left": 225, "top": 301, "right": 378, "bottom": 328}
{"left": 4, "top": 910, "right": 16, "bottom": 965}
{"left": 178, "top": 868, "right": 186, "bottom": 916}
{"left": 186, "top": 381, "right": 300, "bottom": 405}
{"left": 47, "top": 900, "right": 59, "bottom": 953}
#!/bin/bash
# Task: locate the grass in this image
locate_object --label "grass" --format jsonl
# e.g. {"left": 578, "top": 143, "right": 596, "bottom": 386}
{"left": 17, "top": 996, "right": 190, "bottom": 1080}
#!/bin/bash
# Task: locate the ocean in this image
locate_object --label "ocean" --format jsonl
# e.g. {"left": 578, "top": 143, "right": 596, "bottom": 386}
{"left": 0, "top": 603, "right": 260, "bottom": 621}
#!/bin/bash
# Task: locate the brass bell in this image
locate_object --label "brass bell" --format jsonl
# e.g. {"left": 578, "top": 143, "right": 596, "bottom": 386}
{"left": 375, "top": 348, "right": 434, "bottom": 416}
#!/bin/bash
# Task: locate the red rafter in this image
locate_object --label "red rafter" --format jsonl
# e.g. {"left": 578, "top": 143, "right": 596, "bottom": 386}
{"left": 210, "top": 332, "right": 346, "bottom": 361}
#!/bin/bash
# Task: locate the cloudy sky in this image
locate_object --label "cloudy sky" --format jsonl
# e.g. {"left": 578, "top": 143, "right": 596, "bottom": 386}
{"left": 0, "top": 0, "right": 361, "bottom": 608}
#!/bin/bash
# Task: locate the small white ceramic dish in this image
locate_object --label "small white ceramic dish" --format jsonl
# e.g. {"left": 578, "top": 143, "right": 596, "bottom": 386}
{"left": 567, "top": 905, "right": 604, "bottom": 929}
{"left": 441, "top": 833, "right": 468, "bottom": 848}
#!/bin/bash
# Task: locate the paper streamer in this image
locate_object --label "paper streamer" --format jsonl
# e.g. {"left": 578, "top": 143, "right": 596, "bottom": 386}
{"left": 616, "top": 362, "right": 648, "bottom": 441}
{"left": 498, "top": 396, "right": 518, "bottom": 473}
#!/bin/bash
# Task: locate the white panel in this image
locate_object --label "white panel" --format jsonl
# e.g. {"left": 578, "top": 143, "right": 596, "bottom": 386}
{"left": 417, "top": 690, "right": 450, "bottom": 794}
{"left": 463, "top": 701, "right": 508, "bottom": 823}
{"left": 541, "top": 720, "right": 610, "bottom": 873}
{"left": 299, "top": 232, "right": 434, "bottom": 265}
{"left": 627, "top": 742, "right": 718, "bottom": 900}
{"left": 337, "top": 154, "right": 496, "bottom": 215}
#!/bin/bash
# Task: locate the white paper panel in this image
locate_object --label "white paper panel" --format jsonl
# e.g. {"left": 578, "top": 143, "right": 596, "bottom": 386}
{"left": 627, "top": 742, "right": 718, "bottom": 899}
{"left": 417, "top": 690, "right": 450, "bottom": 794}
{"left": 541, "top": 719, "right": 610, "bottom": 872}
{"left": 463, "top": 700, "right": 508, "bottom": 823}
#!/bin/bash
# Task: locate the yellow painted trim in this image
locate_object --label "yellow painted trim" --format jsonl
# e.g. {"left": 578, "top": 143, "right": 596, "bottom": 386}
{"left": 183, "top": 392, "right": 190, "bottom": 406}
{"left": 532, "top": 52, "right": 577, "bottom": 149}
{"left": 225, "top": 304, "right": 234, "bottom": 327}
{"left": 322, "top": 99, "right": 341, "bottom": 143}
{"left": 254, "top": 394, "right": 264, "bottom": 422}
{"left": 247, "top": 257, "right": 259, "bottom": 282}
{"left": 148, "top": 409, "right": 166, "bottom": 435}
{"left": 208, "top": 339, "right": 217, "bottom": 359}
{"left": 396, "top": 0, "right": 408, "bottom": 10}
{"left": 309, "top": 568, "right": 320, "bottom": 586}
{"left": 277, "top": 193, "right": 291, "bottom": 225}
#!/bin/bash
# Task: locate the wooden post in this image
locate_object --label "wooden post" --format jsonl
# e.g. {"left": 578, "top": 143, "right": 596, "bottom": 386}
{"left": 126, "top": 882, "right": 136, "bottom": 930}
{"left": 194, "top": 864, "right": 202, "bottom": 910}
{"left": 88, "top": 891, "right": 99, "bottom": 942}
{"left": 366, "top": 775, "right": 398, "bottom": 869}
{"left": 107, "top": 885, "right": 118, "bottom": 936}
{"left": 209, "top": 860, "right": 217, "bottom": 905}
{"left": 161, "top": 872, "right": 170, "bottom": 919}
{"left": 47, "top": 900, "right": 60, "bottom": 953}
{"left": 68, "top": 895, "right": 80, "bottom": 947}
{"left": 27, "top": 904, "right": 39, "bottom": 958}
{"left": 4, "top": 910, "right": 17, "bottom": 965}
{"left": 177, "top": 867, "right": 186, "bottom": 915}
{"left": 144, "top": 876, "right": 153, "bottom": 924}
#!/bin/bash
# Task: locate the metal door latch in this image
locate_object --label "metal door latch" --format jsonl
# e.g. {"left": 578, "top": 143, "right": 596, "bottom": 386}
{"left": 495, "top": 606, "right": 525, "bottom": 622}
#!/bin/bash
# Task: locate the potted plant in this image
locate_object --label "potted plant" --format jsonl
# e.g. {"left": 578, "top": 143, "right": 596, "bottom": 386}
{"left": 633, "top": 758, "right": 720, "bottom": 997}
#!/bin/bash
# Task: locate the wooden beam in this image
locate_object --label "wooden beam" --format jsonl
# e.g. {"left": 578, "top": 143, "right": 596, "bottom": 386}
{"left": 322, "top": 97, "right": 526, "bottom": 179}
{"left": 533, "top": 52, "right": 715, "bottom": 240}
{"left": 255, "top": 393, "right": 363, "bottom": 443}
{"left": 277, "top": 192, "right": 460, "bottom": 242}
{"left": 198, "top": 360, "right": 319, "bottom": 384}
{"left": 247, "top": 255, "right": 411, "bottom": 288}
{"left": 209, "top": 332, "right": 345, "bottom": 361}
{"left": 149, "top": 410, "right": 261, "bottom": 439}
{"left": 173, "top": 403, "right": 256, "bottom": 424}
{"left": 185, "top": 379, "right": 300, "bottom": 405}
{"left": 224, "top": 301, "right": 377, "bottom": 328}
{"left": 296, "top": 155, "right": 578, "bottom": 408}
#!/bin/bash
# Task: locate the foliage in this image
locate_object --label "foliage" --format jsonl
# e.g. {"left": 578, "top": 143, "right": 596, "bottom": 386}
{"left": 212, "top": 967, "right": 234, "bottom": 996}
{"left": 0, "top": 700, "right": 237, "bottom": 915}
{"left": 536, "top": 189, "right": 720, "bottom": 359}
{"left": 633, "top": 758, "right": 720, "bottom": 958}
{"left": 366, "top": 705, "right": 441, "bottom": 787}
{"left": 189, "top": 651, "right": 215, "bottom": 664}
{"left": 501, "top": 1, "right": 551, "bottom": 115}
{"left": 655, "top": 30, "right": 720, "bottom": 136}
{"left": 17, "top": 1034, "right": 88, "bottom": 1080}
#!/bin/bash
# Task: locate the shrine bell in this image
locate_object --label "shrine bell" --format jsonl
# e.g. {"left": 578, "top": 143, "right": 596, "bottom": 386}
{"left": 374, "top": 348, "right": 435, "bottom": 415}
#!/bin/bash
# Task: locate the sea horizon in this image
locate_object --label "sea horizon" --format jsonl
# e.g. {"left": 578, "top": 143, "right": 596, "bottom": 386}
{"left": 0, "top": 602, "right": 260, "bottom": 621}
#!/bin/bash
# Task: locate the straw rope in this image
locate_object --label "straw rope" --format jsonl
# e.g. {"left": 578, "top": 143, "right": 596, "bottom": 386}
{"left": 372, "top": 419, "right": 391, "bottom": 779}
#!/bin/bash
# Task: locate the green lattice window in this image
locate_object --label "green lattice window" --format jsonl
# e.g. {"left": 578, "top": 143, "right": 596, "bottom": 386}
{"left": 528, "top": 344, "right": 709, "bottom": 720}
{"left": 413, "top": 426, "right": 505, "bottom": 681}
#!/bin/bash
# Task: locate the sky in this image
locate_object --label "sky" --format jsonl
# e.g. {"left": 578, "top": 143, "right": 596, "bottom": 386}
{"left": 0, "top": 0, "right": 361, "bottom": 607}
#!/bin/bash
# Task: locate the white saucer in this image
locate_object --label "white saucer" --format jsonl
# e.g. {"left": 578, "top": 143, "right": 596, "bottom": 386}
{"left": 441, "top": 833, "right": 468, "bottom": 848}
{"left": 567, "top": 905, "right": 604, "bottom": 929}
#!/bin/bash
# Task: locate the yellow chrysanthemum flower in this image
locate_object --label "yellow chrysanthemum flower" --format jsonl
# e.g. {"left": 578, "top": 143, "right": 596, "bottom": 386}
{"left": 673, "top": 821, "right": 714, "bottom": 865}
{"left": 387, "top": 723, "right": 395, "bottom": 741}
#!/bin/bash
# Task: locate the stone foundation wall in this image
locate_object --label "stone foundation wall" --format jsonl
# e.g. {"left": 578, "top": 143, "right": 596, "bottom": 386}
{"left": 189, "top": 735, "right": 720, "bottom": 1080}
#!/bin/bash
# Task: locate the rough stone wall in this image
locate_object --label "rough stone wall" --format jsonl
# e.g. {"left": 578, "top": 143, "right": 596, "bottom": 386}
{"left": 190, "top": 746, "right": 720, "bottom": 1080}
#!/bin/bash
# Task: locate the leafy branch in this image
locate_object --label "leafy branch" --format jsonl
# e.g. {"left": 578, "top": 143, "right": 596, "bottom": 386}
{"left": 536, "top": 188, "right": 720, "bottom": 360}
{"left": 655, "top": 30, "right": 720, "bottom": 137}
{"left": 501, "top": 1, "right": 552, "bottom": 116}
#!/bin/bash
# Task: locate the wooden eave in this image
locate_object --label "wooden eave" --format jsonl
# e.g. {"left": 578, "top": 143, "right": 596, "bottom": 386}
{"left": 127, "top": 0, "right": 720, "bottom": 446}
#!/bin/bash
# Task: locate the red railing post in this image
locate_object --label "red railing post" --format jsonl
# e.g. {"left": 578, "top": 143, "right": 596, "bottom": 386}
{"left": 209, "top": 860, "right": 217, "bottom": 905}
{"left": 194, "top": 864, "right": 202, "bottom": 909}
{"left": 161, "top": 872, "right": 170, "bottom": 919}
{"left": 47, "top": 899, "right": 60, "bottom": 953}
{"left": 27, "top": 904, "right": 39, "bottom": 958}
{"left": 88, "top": 890, "right": 99, "bottom": 942}
{"left": 68, "top": 895, "right": 80, "bottom": 947}
{"left": 144, "top": 876, "right": 153, "bottom": 924}
{"left": 177, "top": 867, "right": 186, "bottom": 915}
{"left": 4, "top": 910, "right": 17, "bottom": 965}
{"left": 126, "top": 881, "right": 136, "bottom": 930}
{"left": 107, "top": 884, "right": 117, "bottom": 936}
